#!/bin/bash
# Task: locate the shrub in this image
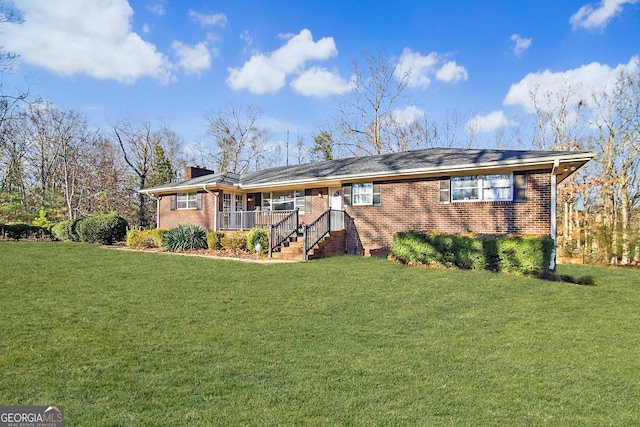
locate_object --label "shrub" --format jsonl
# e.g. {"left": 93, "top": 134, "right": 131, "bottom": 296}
{"left": 206, "top": 231, "right": 225, "bottom": 250}
{"left": 3, "top": 223, "right": 33, "bottom": 240}
{"left": 391, "top": 232, "right": 553, "bottom": 277}
{"left": 496, "top": 236, "right": 554, "bottom": 276}
{"left": 221, "top": 230, "right": 248, "bottom": 252}
{"left": 75, "top": 213, "right": 128, "bottom": 245}
{"left": 51, "top": 220, "right": 80, "bottom": 242}
{"left": 151, "top": 228, "right": 169, "bottom": 247}
{"left": 126, "top": 229, "right": 157, "bottom": 248}
{"left": 247, "top": 227, "right": 268, "bottom": 254}
{"left": 162, "top": 224, "right": 208, "bottom": 252}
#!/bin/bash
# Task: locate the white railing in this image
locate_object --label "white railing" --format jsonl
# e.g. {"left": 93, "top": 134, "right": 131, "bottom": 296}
{"left": 218, "top": 210, "right": 298, "bottom": 231}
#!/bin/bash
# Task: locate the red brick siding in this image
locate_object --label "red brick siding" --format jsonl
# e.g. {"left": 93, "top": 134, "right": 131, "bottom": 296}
{"left": 158, "top": 192, "right": 216, "bottom": 230}
{"left": 299, "top": 187, "right": 329, "bottom": 224}
{"left": 344, "top": 170, "right": 552, "bottom": 256}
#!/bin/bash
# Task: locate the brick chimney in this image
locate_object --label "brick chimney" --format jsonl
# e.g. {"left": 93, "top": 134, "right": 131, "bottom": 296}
{"left": 184, "top": 166, "right": 215, "bottom": 180}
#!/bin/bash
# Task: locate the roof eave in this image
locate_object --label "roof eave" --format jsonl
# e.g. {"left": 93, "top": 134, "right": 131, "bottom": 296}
{"left": 240, "top": 152, "right": 596, "bottom": 189}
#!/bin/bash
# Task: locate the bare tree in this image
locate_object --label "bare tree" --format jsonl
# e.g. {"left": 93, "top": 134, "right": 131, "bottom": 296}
{"left": 114, "top": 118, "right": 183, "bottom": 227}
{"left": 204, "top": 103, "right": 270, "bottom": 173}
{"left": 591, "top": 68, "right": 640, "bottom": 264}
{"left": 338, "top": 49, "right": 414, "bottom": 155}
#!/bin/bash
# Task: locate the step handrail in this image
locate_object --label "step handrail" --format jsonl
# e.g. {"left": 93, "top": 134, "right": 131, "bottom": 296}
{"left": 268, "top": 209, "right": 299, "bottom": 257}
{"left": 303, "top": 208, "right": 335, "bottom": 261}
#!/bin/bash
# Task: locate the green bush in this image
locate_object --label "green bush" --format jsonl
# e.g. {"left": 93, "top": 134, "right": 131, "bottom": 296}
{"left": 391, "top": 232, "right": 553, "bottom": 277}
{"left": 221, "top": 230, "right": 248, "bottom": 252}
{"left": 151, "top": 228, "right": 169, "bottom": 247}
{"left": 162, "top": 224, "right": 208, "bottom": 252}
{"left": 247, "top": 227, "right": 268, "bottom": 254}
{"left": 206, "top": 231, "right": 225, "bottom": 250}
{"left": 496, "top": 236, "right": 554, "bottom": 276}
{"left": 3, "top": 223, "right": 33, "bottom": 240}
{"left": 75, "top": 213, "right": 128, "bottom": 245}
{"left": 51, "top": 220, "right": 80, "bottom": 242}
{"left": 126, "top": 229, "right": 157, "bottom": 248}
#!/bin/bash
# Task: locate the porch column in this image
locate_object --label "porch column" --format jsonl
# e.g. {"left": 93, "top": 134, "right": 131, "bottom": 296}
{"left": 550, "top": 160, "right": 559, "bottom": 272}
{"left": 212, "top": 191, "right": 220, "bottom": 232}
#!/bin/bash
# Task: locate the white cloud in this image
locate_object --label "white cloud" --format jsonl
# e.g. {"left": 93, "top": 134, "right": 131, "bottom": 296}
{"left": 147, "top": 1, "right": 166, "bottom": 16}
{"left": 510, "top": 34, "right": 532, "bottom": 55}
{"left": 3, "top": 0, "right": 173, "bottom": 84}
{"left": 503, "top": 56, "right": 639, "bottom": 113}
{"left": 390, "top": 105, "right": 425, "bottom": 126}
{"left": 466, "top": 111, "right": 516, "bottom": 134}
{"left": 290, "top": 67, "right": 352, "bottom": 97}
{"left": 189, "top": 10, "right": 228, "bottom": 27}
{"left": 171, "top": 41, "right": 212, "bottom": 75}
{"left": 395, "top": 48, "right": 438, "bottom": 88}
{"left": 436, "top": 61, "right": 469, "bottom": 83}
{"left": 227, "top": 29, "right": 339, "bottom": 94}
{"left": 570, "top": 0, "right": 639, "bottom": 30}
{"left": 395, "top": 48, "right": 468, "bottom": 88}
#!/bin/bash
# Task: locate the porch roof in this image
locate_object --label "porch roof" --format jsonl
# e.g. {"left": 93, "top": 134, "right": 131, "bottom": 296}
{"left": 141, "top": 148, "right": 594, "bottom": 195}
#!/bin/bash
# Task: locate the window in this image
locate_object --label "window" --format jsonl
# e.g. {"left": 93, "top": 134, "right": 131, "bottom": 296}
{"left": 222, "top": 193, "right": 231, "bottom": 212}
{"left": 171, "top": 193, "right": 202, "bottom": 210}
{"left": 235, "top": 194, "right": 243, "bottom": 211}
{"left": 353, "top": 183, "right": 373, "bottom": 205}
{"left": 443, "top": 174, "right": 517, "bottom": 202}
{"left": 261, "top": 190, "right": 307, "bottom": 213}
{"left": 177, "top": 193, "right": 198, "bottom": 209}
{"left": 482, "top": 174, "right": 511, "bottom": 200}
{"left": 342, "top": 183, "right": 382, "bottom": 207}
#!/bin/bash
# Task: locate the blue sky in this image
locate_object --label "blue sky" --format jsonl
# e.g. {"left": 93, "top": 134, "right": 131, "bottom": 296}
{"left": 2, "top": 0, "right": 639, "bottom": 163}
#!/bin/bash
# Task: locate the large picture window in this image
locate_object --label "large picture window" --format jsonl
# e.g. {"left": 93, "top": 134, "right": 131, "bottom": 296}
{"left": 444, "top": 174, "right": 515, "bottom": 202}
{"left": 261, "top": 190, "right": 308, "bottom": 213}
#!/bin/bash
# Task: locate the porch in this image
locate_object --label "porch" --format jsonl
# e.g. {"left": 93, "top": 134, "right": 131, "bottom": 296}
{"left": 217, "top": 208, "right": 346, "bottom": 261}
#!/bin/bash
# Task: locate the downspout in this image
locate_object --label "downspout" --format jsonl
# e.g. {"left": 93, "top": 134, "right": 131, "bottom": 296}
{"left": 550, "top": 159, "right": 559, "bottom": 272}
{"left": 203, "top": 185, "right": 219, "bottom": 231}
{"left": 146, "top": 192, "right": 160, "bottom": 229}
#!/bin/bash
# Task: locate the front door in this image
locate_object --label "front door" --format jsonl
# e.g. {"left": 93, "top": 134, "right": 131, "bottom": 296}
{"left": 329, "top": 187, "right": 344, "bottom": 230}
{"left": 329, "top": 187, "right": 342, "bottom": 211}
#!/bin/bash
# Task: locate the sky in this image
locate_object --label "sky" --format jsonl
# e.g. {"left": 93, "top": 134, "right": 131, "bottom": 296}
{"left": 2, "top": 0, "right": 640, "bottom": 165}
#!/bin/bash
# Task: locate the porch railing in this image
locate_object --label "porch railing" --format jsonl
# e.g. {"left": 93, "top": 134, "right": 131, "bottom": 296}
{"left": 268, "top": 210, "right": 299, "bottom": 257}
{"left": 218, "top": 210, "right": 297, "bottom": 231}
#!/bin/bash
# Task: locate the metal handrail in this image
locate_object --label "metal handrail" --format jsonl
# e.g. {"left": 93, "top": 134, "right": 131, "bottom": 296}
{"left": 268, "top": 209, "right": 299, "bottom": 257}
{"left": 303, "top": 208, "right": 334, "bottom": 261}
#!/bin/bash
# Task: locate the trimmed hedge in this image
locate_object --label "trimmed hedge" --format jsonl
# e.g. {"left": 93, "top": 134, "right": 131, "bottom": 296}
{"left": 391, "top": 232, "right": 554, "bottom": 277}
{"left": 1, "top": 223, "right": 53, "bottom": 240}
{"left": 126, "top": 229, "right": 157, "bottom": 248}
{"left": 51, "top": 220, "right": 80, "bottom": 242}
{"left": 221, "top": 230, "right": 248, "bottom": 251}
{"left": 75, "top": 213, "right": 128, "bottom": 245}
{"left": 206, "top": 231, "right": 225, "bottom": 250}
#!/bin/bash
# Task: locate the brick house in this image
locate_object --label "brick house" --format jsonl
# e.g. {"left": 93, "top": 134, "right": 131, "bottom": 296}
{"left": 141, "top": 148, "right": 593, "bottom": 265}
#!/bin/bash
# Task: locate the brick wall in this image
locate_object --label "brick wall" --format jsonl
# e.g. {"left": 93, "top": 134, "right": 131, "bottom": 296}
{"left": 157, "top": 192, "right": 216, "bottom": 230}
{"left": 344, "top": 170, "right": 552, "bottom": 256}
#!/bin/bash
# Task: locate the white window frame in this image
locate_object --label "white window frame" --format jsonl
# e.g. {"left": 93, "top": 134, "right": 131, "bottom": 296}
{"left": 451, "top": 174, "right": 513, "bottom": 202}
{"left": 177, "top": 192, "right": 198, "bottom": 209}
{"left": 352, "top": 183, "right": 374, "bottom": 206}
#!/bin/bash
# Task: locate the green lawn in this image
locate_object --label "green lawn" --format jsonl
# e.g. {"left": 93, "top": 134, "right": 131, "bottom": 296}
{"left": 1, "top": 242, "right": 639, "bottom": 426}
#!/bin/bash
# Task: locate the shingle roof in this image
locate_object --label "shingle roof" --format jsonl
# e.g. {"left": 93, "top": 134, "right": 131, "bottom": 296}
{"left": 141, "top": 147, "right": 594, "bottom": 194}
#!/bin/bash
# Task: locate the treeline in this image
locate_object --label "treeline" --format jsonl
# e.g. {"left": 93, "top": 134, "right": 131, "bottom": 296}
{"left": 0, "top": 50, "right": 638, "bottom": 265}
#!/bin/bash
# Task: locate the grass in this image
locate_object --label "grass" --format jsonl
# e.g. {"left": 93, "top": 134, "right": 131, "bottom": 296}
{"left": 1, "top": 241, "right": 639, "bottom": 426}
